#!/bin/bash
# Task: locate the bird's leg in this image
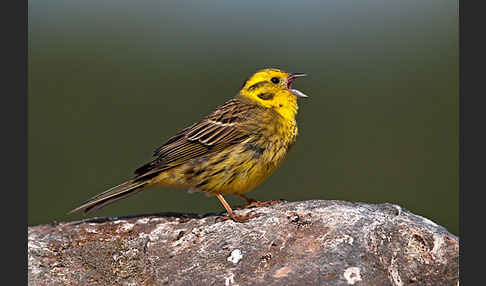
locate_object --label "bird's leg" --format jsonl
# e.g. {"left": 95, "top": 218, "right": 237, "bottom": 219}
{"left": 237, "top": 194, "right": 257, "bottom": 204}
{"left": 235, "top": 194, "right": 283, "bottom": 209}
{"left": 215, "top": 194, "right": 258, "bottom": 222}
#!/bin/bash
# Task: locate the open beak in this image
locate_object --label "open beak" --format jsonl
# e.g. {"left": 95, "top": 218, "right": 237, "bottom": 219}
{"left": 288, "top": 73, "right": 308, "bottom": 98}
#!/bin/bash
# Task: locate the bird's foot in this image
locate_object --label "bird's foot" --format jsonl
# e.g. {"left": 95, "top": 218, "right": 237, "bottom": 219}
{"left": 217, "top": 211, "right": 260, "bottom": 223}
{"left": 236, "top": 199, "right": 283, "bottom": 210}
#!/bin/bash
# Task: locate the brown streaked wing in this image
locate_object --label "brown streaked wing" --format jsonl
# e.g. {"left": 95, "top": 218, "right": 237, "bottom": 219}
{"left": 133, "top": 99, "right": 259, "bottom": 179}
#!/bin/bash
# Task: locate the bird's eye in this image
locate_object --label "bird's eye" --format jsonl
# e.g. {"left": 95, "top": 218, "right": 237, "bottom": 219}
{"left": 271, "top": 77, "right": 280, "bottom": 84}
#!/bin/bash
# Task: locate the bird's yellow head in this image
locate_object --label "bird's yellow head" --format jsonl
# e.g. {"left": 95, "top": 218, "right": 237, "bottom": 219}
{"left": 237, "top": 68, "right": 308, "bottom": 121}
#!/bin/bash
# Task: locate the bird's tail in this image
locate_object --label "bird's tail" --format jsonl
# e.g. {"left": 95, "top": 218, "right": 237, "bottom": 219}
{"left": 68, "top": 180, "right": 150, "bottom": 215}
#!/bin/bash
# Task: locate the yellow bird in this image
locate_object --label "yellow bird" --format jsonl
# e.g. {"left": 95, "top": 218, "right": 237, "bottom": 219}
{"left": 69, "top": 68, "right": 308, "bottom": 222}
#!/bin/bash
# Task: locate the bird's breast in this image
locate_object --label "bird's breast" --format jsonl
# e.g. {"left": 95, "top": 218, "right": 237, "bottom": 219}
{"left": 153, "top": 112, "right": 299, "bottom": 196}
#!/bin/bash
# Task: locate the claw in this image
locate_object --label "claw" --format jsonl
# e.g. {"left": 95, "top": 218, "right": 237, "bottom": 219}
{"left": 236, "top": 199, "right": 283, "bottom": 210}
{"left": 217, "top": 211, "right": 260, "bottom": 223}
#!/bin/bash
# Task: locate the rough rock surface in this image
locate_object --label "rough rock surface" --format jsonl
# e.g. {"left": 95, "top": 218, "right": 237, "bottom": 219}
{"left": 28, "top": 200, "right": 459, "bottom": 286}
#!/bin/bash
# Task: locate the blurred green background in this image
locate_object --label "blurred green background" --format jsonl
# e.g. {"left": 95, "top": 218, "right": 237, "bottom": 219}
{"left": 28, "top": 0, "right": 458, "bottom": 235}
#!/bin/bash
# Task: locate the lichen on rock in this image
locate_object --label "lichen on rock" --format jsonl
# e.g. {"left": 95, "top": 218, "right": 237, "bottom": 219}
{"left": 28, "top": 200, "right": 459, "bottom": 286}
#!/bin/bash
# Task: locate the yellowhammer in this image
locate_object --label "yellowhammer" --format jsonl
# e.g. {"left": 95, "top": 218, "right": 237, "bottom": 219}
{"left": 69, "top": 68, "right": 308, "bottom": 222}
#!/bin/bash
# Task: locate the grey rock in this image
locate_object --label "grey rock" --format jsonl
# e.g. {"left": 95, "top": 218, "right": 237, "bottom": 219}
{"left": 28, "top": 200, "right": 459, "bottom": 285}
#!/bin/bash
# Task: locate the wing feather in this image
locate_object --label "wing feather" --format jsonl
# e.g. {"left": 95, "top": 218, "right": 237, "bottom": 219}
{"left": 133, "top": 99, "right": 259, "bottom": 180}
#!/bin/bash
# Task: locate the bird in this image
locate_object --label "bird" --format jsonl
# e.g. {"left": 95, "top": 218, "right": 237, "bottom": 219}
{"left": 69, "top": 68, "right": 308, "bottom": 222}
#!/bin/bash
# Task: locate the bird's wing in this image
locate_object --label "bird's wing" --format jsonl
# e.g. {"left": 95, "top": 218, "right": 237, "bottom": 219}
{"left": 133, "top": 99, "right": 260, "bottom": 180}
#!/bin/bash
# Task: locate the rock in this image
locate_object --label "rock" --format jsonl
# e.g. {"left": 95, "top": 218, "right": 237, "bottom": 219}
{"left": 28, "top": 200, "right": 459, "bottom": 285}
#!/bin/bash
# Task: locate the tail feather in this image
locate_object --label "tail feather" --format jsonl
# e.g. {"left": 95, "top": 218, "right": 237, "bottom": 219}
{"left": 68, "top": 180, "right": 149, "bottom": 215}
